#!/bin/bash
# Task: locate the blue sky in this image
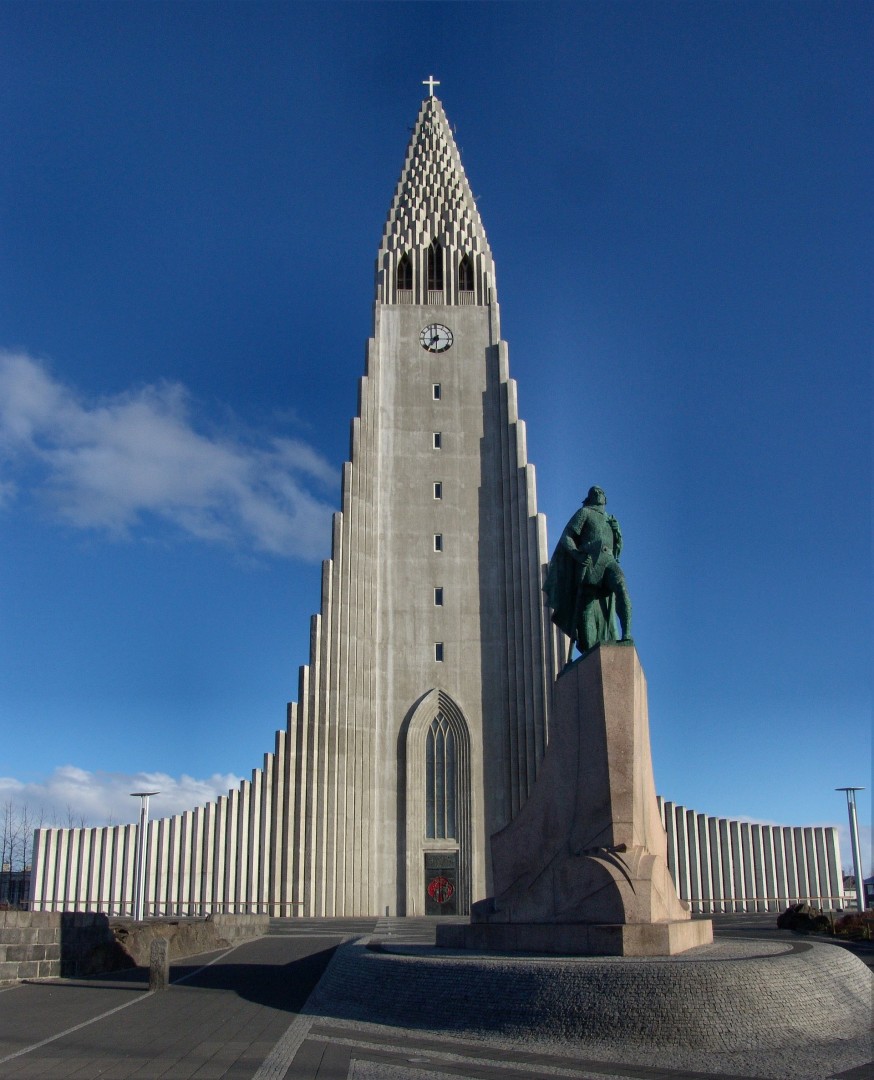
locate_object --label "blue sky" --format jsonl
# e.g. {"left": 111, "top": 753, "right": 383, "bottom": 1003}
{"left": 1, "top": 2, "right": 870, "bottom": 872}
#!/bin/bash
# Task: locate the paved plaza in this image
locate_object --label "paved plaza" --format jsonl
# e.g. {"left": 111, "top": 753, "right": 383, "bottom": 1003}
{"left": 0, "top": 917, "right": 870, "bottom": 1080}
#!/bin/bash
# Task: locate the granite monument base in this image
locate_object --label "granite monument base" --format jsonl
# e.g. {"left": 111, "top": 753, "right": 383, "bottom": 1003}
{"left": 437, "top": 643, "right": 712, "bottom": 956}
{"left": 437, "top": 916, "right": 711, "bottom": 956}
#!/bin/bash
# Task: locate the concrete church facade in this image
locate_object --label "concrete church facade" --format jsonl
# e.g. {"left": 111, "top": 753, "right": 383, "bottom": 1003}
{"left": 32, "top": 92, "right": 559, "bottom": 918}
{"left": 29, "top": 93, "right": 843, "bottom": 919}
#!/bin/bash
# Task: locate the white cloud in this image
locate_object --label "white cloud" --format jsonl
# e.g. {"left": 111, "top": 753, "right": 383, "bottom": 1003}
{"left": 0, "top": 765, "right": 243, "bottom": 829}
{"left": 0, "top": 351, "right": 337, "bottom": 559}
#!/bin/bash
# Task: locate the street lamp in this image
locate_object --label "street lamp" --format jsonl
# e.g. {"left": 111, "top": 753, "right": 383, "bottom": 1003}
{"left": 130, "top": 791, "right": 159, "bottom": 921}
{"left": 836, "top": 787, "right": 866, "bottom": 911}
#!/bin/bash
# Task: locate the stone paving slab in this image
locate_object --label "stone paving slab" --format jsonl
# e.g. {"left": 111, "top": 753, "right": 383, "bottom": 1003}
{"left": 284, "top": 1014, "right": 874, "bottom": 1080}
{"left": 299, "top": 1020, "right": 770, "bottom": 1078}
{"left": 0, "top": 919, "right": 870, "bottom": 1080}
{"left": 283, "top": 1010, "right": 872, "bottom": 1080}
{"left": 0, "top": 934, "right": 344, "bottom": 1079}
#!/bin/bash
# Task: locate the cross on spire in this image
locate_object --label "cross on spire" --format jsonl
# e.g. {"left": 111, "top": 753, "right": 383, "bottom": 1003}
{"left": 422, "top": 75, "right": 440, "bottom": 97}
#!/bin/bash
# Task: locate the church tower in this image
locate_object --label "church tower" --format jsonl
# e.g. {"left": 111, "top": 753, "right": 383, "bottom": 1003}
{"left": 29, "top": 88, "right": 559, "bottom": 920}
{"left": 28, "top": 88, "right": 845, "bottom": 922}
{"left": 284, "top": 88, "right": 557, "bottom": 915}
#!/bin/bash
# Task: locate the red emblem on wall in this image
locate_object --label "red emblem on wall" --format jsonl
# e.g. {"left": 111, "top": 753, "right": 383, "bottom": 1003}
{"left": 427, "top": 875, "right": 454, "bottom": 904}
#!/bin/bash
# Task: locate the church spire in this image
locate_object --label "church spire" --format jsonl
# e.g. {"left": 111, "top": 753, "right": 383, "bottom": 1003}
{"left": 375, "top": 94, "right": 496, "bottom": 306}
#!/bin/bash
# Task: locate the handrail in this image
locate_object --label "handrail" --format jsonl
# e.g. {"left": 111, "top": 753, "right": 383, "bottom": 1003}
{"left": 26, "top": 895, "right": 858, "bottom": 916}
{"left": 26, "top": 900, "right": 305, "bottom": 916}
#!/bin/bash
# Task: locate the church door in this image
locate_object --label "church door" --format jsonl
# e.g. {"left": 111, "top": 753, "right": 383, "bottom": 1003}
{"left": 424, "top": 851, "right": 459, "bottom": 915}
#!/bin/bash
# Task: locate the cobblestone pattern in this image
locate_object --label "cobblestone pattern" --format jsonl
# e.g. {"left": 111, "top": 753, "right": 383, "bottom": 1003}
{"left": 307, "top": 938, "right": 872, "bottom": 1050}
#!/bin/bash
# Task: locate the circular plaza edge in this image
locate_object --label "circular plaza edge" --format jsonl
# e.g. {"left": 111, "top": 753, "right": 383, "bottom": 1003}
{"left": 306, "top": 937, "right": 872, "bottom": 1049}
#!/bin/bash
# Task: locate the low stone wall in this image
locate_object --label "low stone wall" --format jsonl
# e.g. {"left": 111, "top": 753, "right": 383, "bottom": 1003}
{"left": 110, "top": 914, "right": 269, "bottom": 966}
{"left": 207, "top": 913, "right": 271, "bottom": 943}
{"left": 0, "top": 911, "right": 269, "bottom": 983}
{"left": 0, "top": 911, "right": 125, "bottom": 982}
{"left": 1, "top": 910, "right": 59, "bottom": 981}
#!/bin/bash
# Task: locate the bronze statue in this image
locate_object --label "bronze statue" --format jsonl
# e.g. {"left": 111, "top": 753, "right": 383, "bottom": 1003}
{"left": 543, "top": 486, "right": 632, "bottom": 662}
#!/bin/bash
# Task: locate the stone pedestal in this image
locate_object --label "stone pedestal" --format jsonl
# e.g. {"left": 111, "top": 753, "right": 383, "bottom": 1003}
{"left": 437, "top": 644, "right": 712, "bottom": 955}
{"left": 149, "top": 937, "right": 170, "bottom": 991}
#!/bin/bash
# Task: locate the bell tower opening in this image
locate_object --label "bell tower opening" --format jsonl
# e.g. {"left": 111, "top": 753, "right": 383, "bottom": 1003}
{"left": 427, "top": 239, "right": 444, "bottom": 293}
{"left": 397, "top": 252, "right": 412, "bottom": 292}
{"left": 458, "top": 253, "right": 473, "bottom": 293}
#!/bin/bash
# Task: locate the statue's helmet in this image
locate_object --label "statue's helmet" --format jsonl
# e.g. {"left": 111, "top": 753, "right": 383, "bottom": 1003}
{"left": 584, "top": 486, "right": 607, "bottom": 507}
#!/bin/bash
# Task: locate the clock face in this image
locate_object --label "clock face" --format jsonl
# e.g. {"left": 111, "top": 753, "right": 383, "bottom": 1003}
{"left": 420, "top": 323, "right": 453, "bottom": 353}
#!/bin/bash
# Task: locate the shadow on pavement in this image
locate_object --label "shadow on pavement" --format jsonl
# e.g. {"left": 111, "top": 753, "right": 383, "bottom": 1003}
{"left": 169, "top": 943, "right": 340, "bottom": 1012}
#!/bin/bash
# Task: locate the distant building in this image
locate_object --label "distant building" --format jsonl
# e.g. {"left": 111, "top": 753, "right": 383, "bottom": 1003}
{"left": 0, "top": 868, "right": 30, "bottom": 908}
{"left": 841, "top": 874, "right": 874, "bottom": 911}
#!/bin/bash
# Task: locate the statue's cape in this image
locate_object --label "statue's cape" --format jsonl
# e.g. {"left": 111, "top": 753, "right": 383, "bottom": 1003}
{"left": 543, "top": 510, "right": 586, "bottom": 638}
{"left": 543, "top": 506, "right": 619, "bottom": 639}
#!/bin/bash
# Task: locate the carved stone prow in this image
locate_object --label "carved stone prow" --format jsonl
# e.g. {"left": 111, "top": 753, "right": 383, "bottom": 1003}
{"left": 437, "top": 645, "right": 713, "bottom": 955}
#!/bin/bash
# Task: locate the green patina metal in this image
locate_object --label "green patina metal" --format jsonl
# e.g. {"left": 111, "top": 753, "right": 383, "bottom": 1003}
{"left": 543, "top": 486, "right": 633, "bottom": 662}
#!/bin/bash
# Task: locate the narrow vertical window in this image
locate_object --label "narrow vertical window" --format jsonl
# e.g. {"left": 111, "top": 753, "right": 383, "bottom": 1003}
{"left": 427, "top": 240, "right": 444, "bottom": 291}
{"left": 445, "top": 726, "right": 457, "bottom": 838}
{"left": 432, "top": 384, "right": 442, "bottom": 400}
{"left": 397, "top": 252, "right": 412, "bottom": 291}
{"left": 433, "top": 482, "right": 442, "bottom": 500}
{"left": 435, "top": 642, "right": 444, "bottom": 662}
{"left": 434, "top": 587, "right": 443, "bottom": 606}
{"left": 425, "top": 715, "right": 456, "bottom": 839}
{"left": 458, "top": 253, "right": 474, "bottom": 292}
{"left": 433, "top": 432, "right": 442, "bottom": 449}
{"left": 434, "top": 534, "right": 443, "bottom": 551}
{"left": 425, "top": 728, "right": 435, "bottom": 838}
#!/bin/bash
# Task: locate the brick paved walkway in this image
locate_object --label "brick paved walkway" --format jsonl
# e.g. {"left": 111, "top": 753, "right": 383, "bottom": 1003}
{"left": 0, "top": 932, "right": 342, "bottom": 1078}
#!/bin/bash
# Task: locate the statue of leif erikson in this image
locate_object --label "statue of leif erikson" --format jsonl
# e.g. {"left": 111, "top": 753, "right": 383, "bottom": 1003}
{"left": 543, "top": 486, "right": 633, "bottom": 662}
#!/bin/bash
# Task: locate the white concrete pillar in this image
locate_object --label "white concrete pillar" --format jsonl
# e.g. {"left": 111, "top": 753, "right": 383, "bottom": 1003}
{"left": 685, "top": 809, "right": 702, "bottom": 915}
{"left": 708, "top": 816, "right": 724, "bottom": 913}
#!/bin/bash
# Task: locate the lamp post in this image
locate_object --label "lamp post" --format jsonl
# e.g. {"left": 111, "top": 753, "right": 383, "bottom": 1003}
{"left": 836, "top": 787, "right": 866, "bottom": 910}
{"left": 130, "top": 791, "right": 159, "bottom": 921}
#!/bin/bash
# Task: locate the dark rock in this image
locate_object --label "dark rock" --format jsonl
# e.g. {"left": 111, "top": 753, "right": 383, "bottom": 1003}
{"left": 777, "top": 903, "right": 830, "bottom": 934}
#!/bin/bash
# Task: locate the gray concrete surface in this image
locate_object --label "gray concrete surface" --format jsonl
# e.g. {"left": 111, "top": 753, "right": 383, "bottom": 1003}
{"left": 0, "top": 916, "right": 869, "bottom": 1080}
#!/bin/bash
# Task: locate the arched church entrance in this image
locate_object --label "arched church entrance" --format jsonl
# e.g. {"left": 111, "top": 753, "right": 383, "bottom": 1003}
{"left": 402, "top": 689, "right": 472, "bottom": 915}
